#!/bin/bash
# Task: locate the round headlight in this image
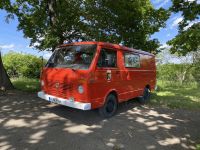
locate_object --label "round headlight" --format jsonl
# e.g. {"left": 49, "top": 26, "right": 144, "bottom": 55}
{"left": 41, "top": 80, "right": 44, "bottom": 86}
{"left": 78, "top": 85, "right": 84, "bottom": 94}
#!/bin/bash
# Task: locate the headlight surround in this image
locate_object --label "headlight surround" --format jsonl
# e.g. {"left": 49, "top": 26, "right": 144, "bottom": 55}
{"left": 78, "top": 85, "right": 84, "bottom": 94}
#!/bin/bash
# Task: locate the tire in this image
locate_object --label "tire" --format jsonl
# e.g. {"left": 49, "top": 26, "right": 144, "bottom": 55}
{"left": 138, "top": 87, "right": 151, "bottom": 104}
{"left": 99, "top": 94, "right": 118, "bottom": 118}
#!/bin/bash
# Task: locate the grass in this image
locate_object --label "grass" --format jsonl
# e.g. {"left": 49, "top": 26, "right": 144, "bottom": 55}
{"left": 11, "top": 77, "right": 40, "bottom": 92}
{"left": 10, "top": 78, "right": 200, "bottom": 110}
{"left": 150, "top": 80, "right": 200, "bottom": 110}
{"left": 196, "top": 144, "right": 200, "bottom": 150}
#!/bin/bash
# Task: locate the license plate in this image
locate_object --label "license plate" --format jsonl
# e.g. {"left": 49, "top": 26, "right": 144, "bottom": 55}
{"left": 49, "top": 97, "right": 61, "bottom": 104}
{"left": 69, "top": 97, "right": 74, "bottom": 102}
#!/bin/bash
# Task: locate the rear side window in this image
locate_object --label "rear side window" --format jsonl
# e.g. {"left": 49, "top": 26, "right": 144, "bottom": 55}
{"left": 97, "top": 48, "right": 117, "bottom": 68}
{"left": 124, "top": 53, "right": 140, "bottom": 68}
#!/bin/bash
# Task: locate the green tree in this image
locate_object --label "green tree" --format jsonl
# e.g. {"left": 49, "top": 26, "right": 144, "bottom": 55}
{"left": 0, "top": 0, "right": 169, "bottom": 53}
{"left": 2, "top": 52, "right": 43, "bottom": 78}
{"left": 157, "top": 63, "right": 193, "bottom": 85}
{"left": 167, "top": 0, "right": 200, "bottom": 55}
{"left": 83, "top": 0, "right": 169, "bottom": 53}
{"left": 191, "top": 51, "right": 200, "bottom": 85}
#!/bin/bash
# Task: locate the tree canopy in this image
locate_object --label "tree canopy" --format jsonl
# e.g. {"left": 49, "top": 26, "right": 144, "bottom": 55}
{"left": 167, "top": 0, "right": 200, "bottom": 56}
{"left": 0, "top": 0, "right": 169, "bottom": 53}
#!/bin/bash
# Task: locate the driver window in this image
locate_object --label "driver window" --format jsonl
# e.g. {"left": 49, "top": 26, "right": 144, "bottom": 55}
{"left": 97, "top": 48, "right": 117, "bottom": 68}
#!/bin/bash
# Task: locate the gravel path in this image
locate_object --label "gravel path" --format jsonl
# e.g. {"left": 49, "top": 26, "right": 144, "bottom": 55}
{"left": 0, "top": 90, "right": 200, "bottom": 150}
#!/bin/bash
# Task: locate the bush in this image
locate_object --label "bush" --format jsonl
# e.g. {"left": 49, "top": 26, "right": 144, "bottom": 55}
{"left": 157, "top": 63, "right": 196, "bottom": 85}
{"left": 2, "top": 51, "right": 44, "bottom": 78}
{"left": 191, "top": 61, "right": 200, "bottom": 85}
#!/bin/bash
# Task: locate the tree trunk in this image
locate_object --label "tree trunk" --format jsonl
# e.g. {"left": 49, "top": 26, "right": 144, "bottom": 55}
{"left": 0, "top": 52, "right": 14, "bottom": 90}
{"left": 47, "top": 0, "right": 57, "bottom": 27}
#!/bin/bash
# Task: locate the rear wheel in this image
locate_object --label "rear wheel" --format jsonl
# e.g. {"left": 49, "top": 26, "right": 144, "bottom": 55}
{"left": 138, "top": 87, "right": 151, "bottom": 104}
{"left": 99, "top": 94, "right": 118, "bottom": 118}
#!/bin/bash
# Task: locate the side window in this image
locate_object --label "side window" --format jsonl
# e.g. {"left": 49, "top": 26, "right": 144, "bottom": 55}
{"left": 124, "top": 53, "right": 140, "bottom": 68}
{"left": 97, "top": 49, "right": 117, "bottom": 68}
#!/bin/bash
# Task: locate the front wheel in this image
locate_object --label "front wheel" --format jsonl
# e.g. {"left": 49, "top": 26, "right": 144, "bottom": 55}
{"left": 99, "top": 94, "right": 118, "bottom": 118}
{"left": 138, "top": 87, "right": 151, "bottom": 104}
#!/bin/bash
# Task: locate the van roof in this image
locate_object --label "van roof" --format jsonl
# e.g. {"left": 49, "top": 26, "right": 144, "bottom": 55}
{"left": 59, "top": 41, "right": 154, "bottom": 56}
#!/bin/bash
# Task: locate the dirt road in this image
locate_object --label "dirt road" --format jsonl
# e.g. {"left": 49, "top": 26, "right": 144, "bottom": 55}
{"left": 0, "top": 90, "right": 200, "bottom": 150}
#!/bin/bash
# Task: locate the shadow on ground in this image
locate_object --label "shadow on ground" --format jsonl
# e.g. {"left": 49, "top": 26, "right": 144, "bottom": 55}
{"left": 0, "top": 90, "right": 200, "bottom": 150}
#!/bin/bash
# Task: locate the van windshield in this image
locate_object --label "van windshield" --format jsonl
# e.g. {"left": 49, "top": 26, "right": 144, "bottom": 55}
{"left": 46, "top": 44, "right": 97, "bottom": 70}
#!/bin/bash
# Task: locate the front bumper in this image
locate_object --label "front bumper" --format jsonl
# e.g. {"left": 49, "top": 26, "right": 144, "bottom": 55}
{"left": 37, "top": 91, "right": 91, "bottom": 110}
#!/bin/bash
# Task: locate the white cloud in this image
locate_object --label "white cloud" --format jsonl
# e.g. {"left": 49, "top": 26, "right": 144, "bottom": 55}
{"left": 157, "top": 43, "right": 193, "bottom": 64}
{"left": 43, "top": 53, "right": 52, "bottom": 59}
{"left": 160, "top": 43, "right": 171, "bottom": 49}
{"left": 0, "top": 44, "right": 15, "bottom": 49}
{"left": 184, "top": 20, "right": 199, "bottom": 30}
{"left": 171, "top": 17, "right": 183, "bottom": 28}
{"left": 171, "top": 15, "right": 180, "bottom": 21}
{"left": 156, "top": 0, "right": 170, "bottom": 8}
{"left": 38, "top": 51, "right": 52, "bottom": 59}
{"left": 184, "top": 0, "right": 200, "bottom": 3}
{"left": 187, "top": 0, "right": 196, "bottom": 2}
{"left": 32, "top": 41, "right": 40, "bottom": 47}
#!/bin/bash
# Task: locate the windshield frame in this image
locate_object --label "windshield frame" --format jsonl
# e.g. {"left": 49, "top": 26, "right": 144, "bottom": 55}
{"left": 45, "top": 44, "right": 97, "bottom": 70}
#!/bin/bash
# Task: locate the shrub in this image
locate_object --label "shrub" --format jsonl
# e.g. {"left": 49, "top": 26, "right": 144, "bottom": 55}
{"left": 157, "top": 63, "right": 195, "bottom": 85}
{"left": 2, "top": 51, "right": 44, "bottom": 78}
{"left": 191, "top": 61, "right": 200, "bottom": 85}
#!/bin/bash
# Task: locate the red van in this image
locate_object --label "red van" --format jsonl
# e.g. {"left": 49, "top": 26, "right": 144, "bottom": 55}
{"left": 38, "top": 42, "right": 156, "bottom": 117}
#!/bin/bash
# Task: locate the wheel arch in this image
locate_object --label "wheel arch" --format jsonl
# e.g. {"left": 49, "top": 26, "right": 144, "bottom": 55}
{"left": 103, "top": 89, "right": 119, "bottom": 104}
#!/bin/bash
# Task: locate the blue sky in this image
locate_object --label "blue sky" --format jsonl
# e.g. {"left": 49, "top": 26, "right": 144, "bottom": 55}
{"left": 0, "top": 0, "right": 197, "bottom": 59}
{"left": 0, "top": 10, "right": 48, "bottom": 57}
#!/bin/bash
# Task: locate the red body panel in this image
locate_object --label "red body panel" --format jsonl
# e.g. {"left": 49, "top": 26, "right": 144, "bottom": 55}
{"left": 40, "top": 42, "right": 156, "bottom": 109}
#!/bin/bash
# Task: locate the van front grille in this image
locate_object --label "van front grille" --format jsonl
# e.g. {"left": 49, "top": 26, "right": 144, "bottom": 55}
{"left": 46, "top": 82, "right": 73, "bottom": 98}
